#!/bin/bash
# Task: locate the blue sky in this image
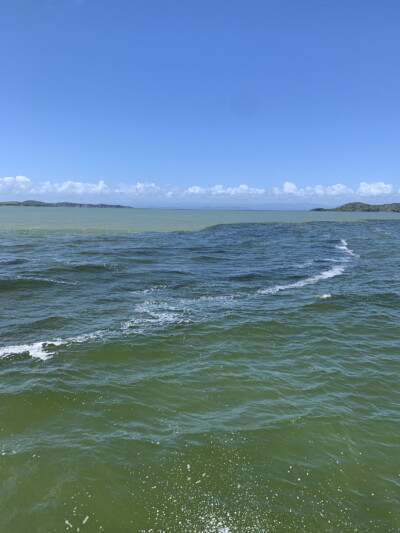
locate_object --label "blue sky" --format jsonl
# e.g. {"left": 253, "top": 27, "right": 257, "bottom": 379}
{"left": 1, "top": 0, "right": 400, "bottom": 208}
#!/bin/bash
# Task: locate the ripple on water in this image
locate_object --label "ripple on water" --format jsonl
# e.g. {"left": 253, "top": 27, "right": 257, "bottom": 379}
{"left": 1, "top": 220, "right": 400, "bottom": 532}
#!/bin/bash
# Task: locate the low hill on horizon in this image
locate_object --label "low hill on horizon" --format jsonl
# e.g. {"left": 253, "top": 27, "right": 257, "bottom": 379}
{"left": 311, "top": 202, "right": 400, "bottom": 212}
{"left": 0, "top": 200, "right": 132, "bottom": 209}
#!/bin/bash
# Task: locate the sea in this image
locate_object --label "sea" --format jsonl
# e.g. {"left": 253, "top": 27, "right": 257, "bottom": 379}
{"left": 1, "top": 207, "right": 399, "bottom": 533}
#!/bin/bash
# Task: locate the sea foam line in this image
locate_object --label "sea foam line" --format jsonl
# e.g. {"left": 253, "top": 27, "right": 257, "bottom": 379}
{"left": 258, "top": 264, "right": 346, "bottom": 295}
{"left": 259, "top": 238, "right": 356, "bottom": 296}
{"left": 1, "top": 239, "right": 357, "bottom": 359}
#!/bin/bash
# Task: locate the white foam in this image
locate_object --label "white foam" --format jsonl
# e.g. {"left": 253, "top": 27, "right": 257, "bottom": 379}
{"left": 318, "top": 293, "right": 331, "bottom": 299}
{"left": 335, "top": 238, "right": 358, "bottom": 257}
{"left": 122, "top": 301, "right": 191, "bottom": 330}
{"left": 130, "top": 285, "right": 168, "bottom": 295}
{"left": 64, "top": 330, "right": 105, "bottom": 344}
{"left": 0, "top": 329, "right": 107, "bottom": 361}
{"left": 0, "top": 341, "right": 62, "bottom": 360}
{"left": 259, "top": 238, "right": 357, "bottom": 296}
{"left": 123, "top": 312, "right": 188, "bottom": 330}
{"left": 198, "top": 294, "right": 236, "bottom": 302}
{"left": 258, "top": 264, "right": 345, "bottom": 295}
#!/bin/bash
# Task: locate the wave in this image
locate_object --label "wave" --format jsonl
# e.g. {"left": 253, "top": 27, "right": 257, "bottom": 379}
{"left": 24, "top": 276, "right": 78, "bottom": 286}
{"left": 335, "top": 238, "right": 358, "bottom": 257}
{"left": 0, "top": 276, "right": 77, "bottom": 289}
{"left": 45, "top": 263, "right": 117, "bottom": 274}
{"left": 197, "top": 294, "right": 237, "bottom": 302}
{"left": 65, "top": 330, "right": 106, "bottom": 343}
{"left": 259, "top": 238, "right": 356, "bottom": 296}
{"left": 1, "top": 237, "right": 358, "bottom": 360}
{"left": 130, "top": 285, "right": 169, "bottom": 295}
{"left": 122, "top": 301, "right": 191, "bottom": 330}
{"left": 0, "top": 258, "right": 27, "bottom": 265}
{"left": 0, "top": 330, "right": 106, "bottom": 361}
{"left": 258, "top": 264, "right": 346, "bottom": 295}
{"left": 228, "top": 272, "right": 266, "bottom": 281}
{"left": 0, "top": 341, "right": 62, "bottom": 361}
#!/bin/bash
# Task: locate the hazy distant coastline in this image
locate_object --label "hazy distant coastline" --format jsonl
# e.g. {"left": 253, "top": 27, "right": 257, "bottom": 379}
{"left": 0, "top": 200, "right": 132, "bottom": 209}
{"left": 311, "top": 202, "right": 400, "bottom": 212}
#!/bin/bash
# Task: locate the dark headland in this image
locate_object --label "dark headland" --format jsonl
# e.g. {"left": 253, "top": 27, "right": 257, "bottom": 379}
{"left": 311, "top": 202, "right": 400, "bottom": 212}
{"left": 0, "top": 200, "right": 132, "bottom": 208}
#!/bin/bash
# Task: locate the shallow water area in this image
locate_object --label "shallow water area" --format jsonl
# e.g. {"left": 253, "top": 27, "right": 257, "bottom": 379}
{"left": 2, "top": 205, "right": 400, "bottom": 232}
{"left": 1, "top": 208, "right": 399, "bottom": 532}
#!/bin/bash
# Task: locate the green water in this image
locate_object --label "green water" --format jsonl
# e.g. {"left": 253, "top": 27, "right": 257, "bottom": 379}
{"left": 1, "top": 206, "right": 400, "bottom": 232}
{"left": 0, "top": 208, "right": 399, "bottom": 532}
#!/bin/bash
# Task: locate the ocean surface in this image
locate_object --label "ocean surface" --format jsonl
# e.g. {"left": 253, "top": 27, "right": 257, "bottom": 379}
{"left": 1, "top": 207, "right": 399, "bottom": 532}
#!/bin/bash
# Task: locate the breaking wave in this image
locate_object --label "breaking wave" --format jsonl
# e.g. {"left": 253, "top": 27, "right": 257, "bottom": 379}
{"left": 258, "top": 238, "right": 355, "bottom": 296}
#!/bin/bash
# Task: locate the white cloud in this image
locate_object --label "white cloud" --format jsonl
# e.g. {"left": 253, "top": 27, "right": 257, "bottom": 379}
{"left": 325, "top": 183, "right": 354, "bottom": 196}
{"left": 0, "top": 176, "right": 110, "bottom": 196}
{"left": 1, "top": 176, "right": 399, "bottom": 205}
{"left": 184, "top": 184, "right": 266, "bottom": 196}
{"left": 282, "top": 181, "right": 298, "bottom": 194}
{"left": 0, "top": 175, "right": 33, "bottom": 194}
{"left": 55, "top": 180, "right": 110, "bottom": 195}
{"left": 356, "top": 181, "right": 393, "bottom": 196}
{"left": 186, "top": 185, "right": 204, "bottom": 194}
{"left": 273, "top": 182, "right": 354, "bottom": 197}
{"left": 115, "top": 182, "right": 162, "bottom": 195}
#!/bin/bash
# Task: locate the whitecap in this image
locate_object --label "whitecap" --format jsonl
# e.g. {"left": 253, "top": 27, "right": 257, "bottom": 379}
{"left": 258, "top": 264, "right": 345, "bottom": 295}
{"left": 0, "top": 341, "right": 62, "bottom": 360}
{"left": 259, "top": 238, "right": 357, "bottom": 296}
{"left": 335, "top": 238, "right": 358, "bottom": 257}
{"left": 317, "top": 293, "right": 331, "bottom": 299}
{"left": 0, "top": 330, "right": 107, "bottom": 361}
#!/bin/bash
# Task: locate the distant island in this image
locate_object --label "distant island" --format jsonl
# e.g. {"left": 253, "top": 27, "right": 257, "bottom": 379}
{"left": 0, "top": 200, "right": 132, "bottom": 208}
{"left": 311, "top": 202, "right": 400, "bottom": 212}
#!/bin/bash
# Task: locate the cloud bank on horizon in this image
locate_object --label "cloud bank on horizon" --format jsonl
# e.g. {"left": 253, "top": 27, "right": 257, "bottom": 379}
{"left": 1, "top": 176, "right": 399, "bottom": 208}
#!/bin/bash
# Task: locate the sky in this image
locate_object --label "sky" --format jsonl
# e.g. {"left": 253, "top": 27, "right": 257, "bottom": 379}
{"left": 1, "top": 0, "right": 400, "bottom": 208}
